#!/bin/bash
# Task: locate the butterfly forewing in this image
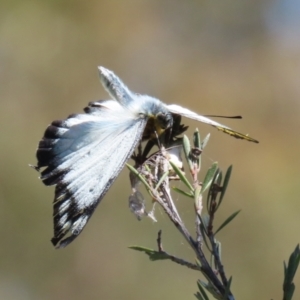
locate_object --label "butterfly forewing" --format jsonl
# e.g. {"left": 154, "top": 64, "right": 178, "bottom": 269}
{"left": 167, "top": 104, "right": 258, "bottom": 143}
{"left": 98, "top": 67, "right": 134, "bottom": 107}
{"left": 37, "top": 101, "right": 147, "bottom": 248}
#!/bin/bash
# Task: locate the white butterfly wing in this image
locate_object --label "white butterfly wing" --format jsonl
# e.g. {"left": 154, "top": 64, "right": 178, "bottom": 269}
{"left": 36, "top": 100, "right": 147, "bottom": 248}
{"left": 98, "top": 67, "right": 134, "bottom": 107}
{"left": 167, "top": 104, "right": 258, "bottom": 143}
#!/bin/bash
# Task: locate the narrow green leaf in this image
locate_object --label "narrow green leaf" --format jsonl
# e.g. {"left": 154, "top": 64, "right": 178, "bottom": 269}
{"left": 201, "top": 133, "right": 210, "bottom": 150}
{"left": 172, "top": 187, "right": 194, "bottom": 198}
{"left": 193, "top": 129, "right": 201, "bottom": 169}
{"left": 222, "top": 276, "right": 232, "bottom": 300}
{"left": 198, "top": 280, "right": 222, "bottom": 300}
{"left": 216, "top": 171, "right": 222, "bottom": 186}
{"left": 196, "top": 281, "right": 210, "bottom": 300}
{"left": 199, "top": 224, "right": 211, "bottom": 252}
{"left": 199, "top": 214, "right": 209, "bottom": 235}
{"left": 286, "top": 244, "right": 300, "bottom": 281}
{"left": 194, "top": 292, "right": 205, "bottom": 300}
{"left": 215, "top": 210, "right": 241, "bottom": 235}
{"left": 129, "top": 245, "right": 155, "bottom": 252}
{"left": 212, "top": 240, "right": 222, "bottom": 270}
{"left": 126, "top": 164, "right": 152, "bottom": 191}
{"left": 197, "top": 214, "right": 211, "bottom": 252}
{"left": 155, "top": 171, "right": 169, "bottom": 191}
{"left": 206, "top": 168, "right": 220, "bottom": 212}
{"left": 193, "top": 128, "right": 200, "bottom": 147}
{"left": 169, "top": 161, "right": 194, "bottom": 192}
{"left": 129, "top": 246, "right": 169, "bottom": 261}
{"left": 195, "top": 259, "right": 201, "bottom": 267}
{"left": 218, "top": 165, "right": 233, "bottom": 208}
{"left": 283, "top": 284, "right": 295, "bottom": 300}
{"left": 183, "top": 134, "right": 193, "bottom": 170}
{"left": 197, "top": 280, "right": 208, "bottom": 290}
{"left": 284, "top": 261, "right": 287, "bottom": 277}
{"left": 283, "top": 244, "right": 300, "bottom": 300}
{"left": 201, "top": 162, "right": 218, "bottom": 195}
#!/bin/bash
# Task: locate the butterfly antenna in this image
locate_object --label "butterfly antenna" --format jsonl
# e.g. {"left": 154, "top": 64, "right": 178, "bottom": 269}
{"left": 203, "top": 115, "right": 242, "bottom": 119}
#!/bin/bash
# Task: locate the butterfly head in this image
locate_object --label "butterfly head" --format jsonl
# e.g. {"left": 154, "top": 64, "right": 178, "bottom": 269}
{"left": 155, "top": 109, "right": 173, "bottom": 133}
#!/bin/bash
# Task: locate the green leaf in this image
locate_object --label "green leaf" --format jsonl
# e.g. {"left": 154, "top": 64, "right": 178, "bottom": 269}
{"left": 217, "top": 165, "right": 233, "bottom": 208}
{"left": 215, "top": 210, "right": 241, "bottom": 235}
{"left": 283, "top": 244, "right": 300, "bottom": 300}
{"left": 172, "top": 187, "right": 194, "bottom": 198}
{"left": 129, "top": 246, "right": 169, "bottom": 261}
{"left": 201, "top": 162, "right": 218, "bottom": 195}
{"left": 283, "top": 284, "right": 295, "bottom": 300}
{"left": 126, "top": 164, "right": 152, "bottom": 191}
{"left": 197, "top": 215, "right": 211, "bottom": 252}
{"left": 155, "top": 171, "right": 169, "bottom": 191}
{"left": 212, "top": 240, "right": 222, "bottom": 269}
{"left": 183, "top": 134, "right": 193, "bottom": 170}
{"left": 198, "top": 280, "right": 222, "bottom": 300}
{"left": 194, "top": 292, "right": 206, "bottom": 300}
{"left": 195, "top": 281, "right": 210, "bottom": 300}
{"left": 201, "top": 133, "right": 210, "bottom": 150}
{"left": 169, "top": 161, "right": 194, "bottom": 193}
{"left": 200, "top": 214, "right": 210, "bottom": 235}
{"left": 206, "top": 168, "right": 223, "bottom": 213}
{"left": 216, "top": 171, "right": 222, "bottom": 186}
{"left": 144, "top": 164, "right": 151, "bottom": 172}
{"left": 195, "top": 259, "right": 202, "bottom": 267}
{"left": 285, "top": 244, "right": 300, "bottom": 282}
{"left": 193, "top": 128, "right": 201, "bottom": 149}
{"left": 193, "top": 129, "right": 201, "bottom": 169}
{"left": 194, "top": 292, "right": 205, "bottom": 300}
{"left": 222, "top": 276, "right": 232, "bottom": 300}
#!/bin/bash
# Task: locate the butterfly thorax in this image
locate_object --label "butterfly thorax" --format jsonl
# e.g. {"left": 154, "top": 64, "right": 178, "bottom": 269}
{"left": 131, "top": 95, "right": 173, "bottom": 139}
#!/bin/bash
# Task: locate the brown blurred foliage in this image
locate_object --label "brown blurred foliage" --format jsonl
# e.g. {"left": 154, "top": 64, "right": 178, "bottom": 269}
{"left": 0, "top": 1, "right": 299, "bottom": 299}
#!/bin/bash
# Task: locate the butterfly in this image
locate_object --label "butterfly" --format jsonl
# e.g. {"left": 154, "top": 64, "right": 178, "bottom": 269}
{"left": 34, "top": 66, "right": 258, "bottom": 248}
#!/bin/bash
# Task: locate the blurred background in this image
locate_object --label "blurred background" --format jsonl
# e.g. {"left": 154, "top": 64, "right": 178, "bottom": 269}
{"left": 0, "top": 0, "right": 300, "bottom": 299}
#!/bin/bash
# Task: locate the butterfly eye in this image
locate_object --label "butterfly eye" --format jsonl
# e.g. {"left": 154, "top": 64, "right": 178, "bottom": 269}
{"left": 156, "top": 112, "right": 173, "bottom": 130}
